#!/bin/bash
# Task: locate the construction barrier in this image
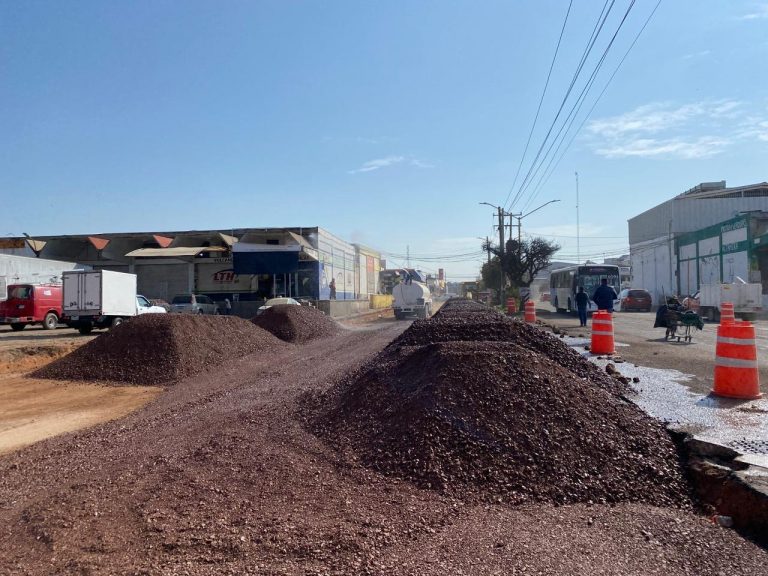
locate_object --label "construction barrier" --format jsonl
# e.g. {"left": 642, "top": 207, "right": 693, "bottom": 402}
{"left": 590, "top": 309, "right": 615, "bottom": 354}
{"left": 506, "top": 298, "right": 517, "bottom": 315}
{"left": 720, "top": 301, "right": 735, "bottom": 324}
{"left": 524, "top": 300, "right": 536, "bottom": 323}
{"left": 712, "top": 320, "right": 762, "bottom": 399}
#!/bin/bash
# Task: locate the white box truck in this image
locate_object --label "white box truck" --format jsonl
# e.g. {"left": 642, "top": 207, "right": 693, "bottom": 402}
{"left": 697, "top": 280, "right": 763, "bottom": 321}
{"left": 62, "top": 270, "right": 166, "bottom": 334}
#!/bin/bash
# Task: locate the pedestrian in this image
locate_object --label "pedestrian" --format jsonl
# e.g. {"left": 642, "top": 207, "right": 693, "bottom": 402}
{"left": 592, "top": 278, "right": 618, "bottom": 312}
{"left": 575, "top": 286, "right": 589, "bottom": 327}
{"left": 329, "top": 278, "right": 337, "bottom": 300}
{"left": 224, "top": 298, "right": 232, "bottom": 316}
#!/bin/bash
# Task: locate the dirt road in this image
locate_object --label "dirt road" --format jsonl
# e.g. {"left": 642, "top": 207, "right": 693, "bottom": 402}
{"left": 0, "top": 311, "right": 766, "bottom": 574}
{"left": 0, "top": 326, "right": 160, "bottom": 455}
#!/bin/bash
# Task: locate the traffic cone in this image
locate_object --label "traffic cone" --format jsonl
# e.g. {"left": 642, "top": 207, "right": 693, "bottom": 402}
{"left": 524, "top": 300, "right": 536, "bottom": 323}
{"left": 720, "top": 301, "right": 735, "bottom": 324}
{"left": 506, "top": 298, "right": 517, "bottom": 315}
{"left": 591, "top": 309, "right": 615, "bottom": 354}
{"left": 712, "top": 320, "right": 761, "bottom": 399}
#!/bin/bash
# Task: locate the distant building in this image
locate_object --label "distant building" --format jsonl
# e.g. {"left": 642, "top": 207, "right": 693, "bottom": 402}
{"left": 3, "top": 227, "right": 383, "bottom": 311}
{"left": 628, "top": 181, "right": 768, "bottom": 306}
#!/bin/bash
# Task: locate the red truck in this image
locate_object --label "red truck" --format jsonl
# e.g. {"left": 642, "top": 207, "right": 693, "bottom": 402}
{"left": 0, "top": 283, "right": 63, "bottom": 331}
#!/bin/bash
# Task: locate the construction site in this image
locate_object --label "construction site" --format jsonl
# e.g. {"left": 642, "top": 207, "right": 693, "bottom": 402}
{"left": 0, "top": 300, "right": 767, "bottom": 575}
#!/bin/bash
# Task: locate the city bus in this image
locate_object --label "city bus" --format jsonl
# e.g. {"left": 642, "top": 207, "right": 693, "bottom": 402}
{"left": 549, "top": 264, "right": 621, "bottom": 313}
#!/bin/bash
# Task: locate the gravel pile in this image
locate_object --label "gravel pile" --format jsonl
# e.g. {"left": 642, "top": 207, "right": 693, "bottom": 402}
{"left": 391, "top": 313, "right": 627, "bottom": 396}
{"left": 251, "top": 304, "right": 343, "bottom": 343}
{"left": 311, "top": 313, "right": 689, "bottom": 506}
{"left": 31, "top": 314, "right": 283, "bottom": 385}
{"left": 3, "top": 319, "right": 768, "bottom": 574}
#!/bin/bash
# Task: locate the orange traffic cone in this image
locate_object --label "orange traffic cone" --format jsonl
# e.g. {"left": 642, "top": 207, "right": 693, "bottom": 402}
{"left": 712, "top": 320, "right": 761, "bottom": 399}
{"left": 506, "top": 298, "right": 517, "bottom": 315}
{"left": 720, "top": 301, "right": 735, "bottom": 324}
{"left": 591, "top": 309, "right": 615, "bottom": 354}
{"left": 524, "top": 300, "right": 536, "bottom": 323}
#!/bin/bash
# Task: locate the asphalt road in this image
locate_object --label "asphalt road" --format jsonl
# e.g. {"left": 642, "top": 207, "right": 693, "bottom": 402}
{"left": 536, "top": 306, "right": 768, "bottom": 397}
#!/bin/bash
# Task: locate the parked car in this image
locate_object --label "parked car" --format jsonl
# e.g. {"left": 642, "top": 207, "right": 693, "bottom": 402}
{"left": 256, "top": 297, "right": 301, "bottom": 315}
{"left": 0, "top": 283, "right": 63, "bottom": 331}
{"left": 617, "top": 288, "right": 652, "bottom": 312}
{"left": 170, "top": 294, "right": 218, "bottom": 315}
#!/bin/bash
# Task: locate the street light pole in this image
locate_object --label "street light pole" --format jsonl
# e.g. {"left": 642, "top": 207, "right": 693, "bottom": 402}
{"left": 511, "top": 199, "right": 561, "bottom": 244}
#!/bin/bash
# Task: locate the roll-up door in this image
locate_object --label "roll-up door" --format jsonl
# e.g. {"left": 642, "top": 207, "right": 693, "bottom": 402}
{"left": 135, "top": 263, "right": 190, "bottom": 300}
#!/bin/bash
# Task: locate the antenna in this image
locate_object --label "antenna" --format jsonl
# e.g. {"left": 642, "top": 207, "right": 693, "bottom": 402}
{"left": 575, "top": 171, "right": 580, "bottom": 265}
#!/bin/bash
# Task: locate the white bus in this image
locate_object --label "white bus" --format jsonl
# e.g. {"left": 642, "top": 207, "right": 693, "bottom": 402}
{"left": 549, "top": 264, "right": 621, "bottom": 313}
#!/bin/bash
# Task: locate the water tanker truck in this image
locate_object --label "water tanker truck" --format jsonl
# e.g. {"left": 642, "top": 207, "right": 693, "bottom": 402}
{"left": 392, "top": 280, "right": 432, "bottom": 320}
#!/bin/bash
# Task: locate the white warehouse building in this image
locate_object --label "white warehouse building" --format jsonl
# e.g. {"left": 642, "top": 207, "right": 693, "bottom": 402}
{"left": 628, "top": 181, "right": 768, "bottom": 308}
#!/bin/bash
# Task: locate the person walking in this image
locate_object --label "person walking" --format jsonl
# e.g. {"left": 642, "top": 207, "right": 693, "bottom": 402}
{"left": 592, "top": 278, "right": 618, "bottom": 312}
{"left": 329, "top": 278, "right": 337, "bottom": 300}
{"left": 223, "top": 298, "right": 232, "bottom": 316}
{"left": 575, "top": 286, "right": 589, "bottom": 327}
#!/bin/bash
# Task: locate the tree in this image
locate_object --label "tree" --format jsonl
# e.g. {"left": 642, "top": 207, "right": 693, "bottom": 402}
{"left": 487, "top": 236, "right": 560, "bottom": 289}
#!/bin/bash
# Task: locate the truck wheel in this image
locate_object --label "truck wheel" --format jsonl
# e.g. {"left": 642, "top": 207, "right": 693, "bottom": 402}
{"left": 78, "top": 324, "right": 94, "bottom": 335}
{"left": 43, "top": 312, "right": 58, "bottom": 330}
{"left": 198, "top": 309, "right": 204, "bottom": 315}
{"left": 111, "top": 317, "right": 124, "bottom": 328}
{"left": 10, "top": 323, "right": 26, "bottom": 331}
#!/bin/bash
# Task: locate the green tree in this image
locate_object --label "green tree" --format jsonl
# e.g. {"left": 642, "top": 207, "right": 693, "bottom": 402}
{"left": 487, "top": 236, "right": 560, "bottom": 291}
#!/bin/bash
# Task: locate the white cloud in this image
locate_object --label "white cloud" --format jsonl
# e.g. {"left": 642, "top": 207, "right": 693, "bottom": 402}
{"left": 348, "top": 155, "right": 433, "bottom": 174}
{"left": 587, "top": 100, "right": 741, "bottom": 137}
{"left": 595, "top": 136, "right": 730, "bottom": 159}
{"left": 739, "top": 4, "right": 768, "bottom": 19}
{"left": 682, "top": 50, "right": 711, "bottom": 60}
{"left": 584, "top": 100, "right": 767, "bottom": 160}
{"left": 348, "top": 156, "right": 405, "bottom": 174}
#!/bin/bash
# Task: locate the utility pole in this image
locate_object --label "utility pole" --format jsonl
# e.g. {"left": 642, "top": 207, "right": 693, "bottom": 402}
{"left": 575, "top": 171, "right": 580, "bottom": 265}
{"left": 497, "top": 207, "right": 505, "bottom": 304}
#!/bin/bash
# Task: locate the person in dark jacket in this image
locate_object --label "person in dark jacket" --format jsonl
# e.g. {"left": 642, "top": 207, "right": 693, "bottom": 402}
{"left": 575, "top": 286, "right": 589, "bottom": 326}
{"left": 592, "top": 278, "right": 617, "bottom": 312}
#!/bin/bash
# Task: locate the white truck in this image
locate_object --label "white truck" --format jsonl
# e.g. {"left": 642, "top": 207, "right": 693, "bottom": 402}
{"left": 696, "top": 280, "right": 763, "bottom": 321}
{"left": 62, "top": 270, "right": 166, "bottom": 334}
{"left": 392, "top": 281, "right": 433, "bottom": 320}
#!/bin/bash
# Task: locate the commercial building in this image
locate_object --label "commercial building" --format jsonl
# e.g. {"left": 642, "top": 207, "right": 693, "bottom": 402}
{"left": 628, "top": 181, "right": 768, "bottom": 307}
{"left": 3, "top": 227, "right": 383, "bottom": 316}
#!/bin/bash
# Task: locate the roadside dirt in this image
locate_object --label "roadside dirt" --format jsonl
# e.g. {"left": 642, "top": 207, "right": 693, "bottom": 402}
{"left": 0, "top": 306, "right": 766, "bottom": 574}
{"left": 0, "top": 331, "right": 160, "bottom": 455}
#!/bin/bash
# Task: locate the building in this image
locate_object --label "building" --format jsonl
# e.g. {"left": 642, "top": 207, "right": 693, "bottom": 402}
{"left": 4, "top": 227, "right": 383, "bottom": 316}
{"left": 628, "top": 181, "right": 768, "bottom": 307}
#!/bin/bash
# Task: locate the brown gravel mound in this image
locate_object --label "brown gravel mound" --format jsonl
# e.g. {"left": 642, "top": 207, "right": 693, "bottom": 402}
{"left": 310, "top": 339, "right": 690, "bottom": 506}
{"left": 392, "top": 313, "right": 627, "bottom": 396}
{"left": 31, "top": 314, "right": 284, "bottom": 385}
{"left": 251, "top": 304, "right": 343, "bottom": 343}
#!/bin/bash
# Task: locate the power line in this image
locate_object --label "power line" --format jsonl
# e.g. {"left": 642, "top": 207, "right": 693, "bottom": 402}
{"left": 502, "top": 0, "right": 573, "bottom": 210}
{"left": 508, "top": 0, "right": 616, "bottom": 211}
{"left": 523, "top": 0, "right": 664, "bottom": 204}
{"left": 519, "top": 0, "right": 639, "bottom": 213}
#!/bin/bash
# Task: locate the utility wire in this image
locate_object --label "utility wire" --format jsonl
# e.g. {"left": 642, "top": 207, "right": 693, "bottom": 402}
{"left": 519, "top": 0, "right": 638, "bottom": 212}
{"left": 523, "top": 0, "right": 664, "bottom": 205}
{"left": 508, "top": 0, "right": 615, "bottom": 211}
{"left": 502, "top": 0, "right": 573, "bottom": 210}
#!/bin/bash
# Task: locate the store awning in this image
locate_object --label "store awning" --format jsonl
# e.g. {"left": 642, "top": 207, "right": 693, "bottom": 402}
{"left": 125, "top": 246, "right": 228, "bottom": 258}
{"left": 233, "top": 251, "right": 299, "bottom": 274}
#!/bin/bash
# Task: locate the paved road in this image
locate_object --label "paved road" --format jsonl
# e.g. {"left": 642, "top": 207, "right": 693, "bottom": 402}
{"left": 537, "top": 307, "right": 768, "bottom": 397}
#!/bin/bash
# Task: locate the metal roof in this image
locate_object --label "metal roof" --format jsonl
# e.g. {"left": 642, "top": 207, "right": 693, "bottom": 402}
{"left": 125, "top": 246, "right": 228, "bottom": 258}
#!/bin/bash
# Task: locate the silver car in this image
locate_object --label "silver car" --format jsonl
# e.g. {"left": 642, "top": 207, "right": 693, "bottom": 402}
{"left": 170, "top": 294, "right": 219, "bottom": 315}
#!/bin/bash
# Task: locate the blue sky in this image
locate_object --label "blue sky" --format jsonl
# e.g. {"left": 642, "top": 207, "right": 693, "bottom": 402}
{"left": 2, "top": 1, "right": 767, "bottom": 280}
